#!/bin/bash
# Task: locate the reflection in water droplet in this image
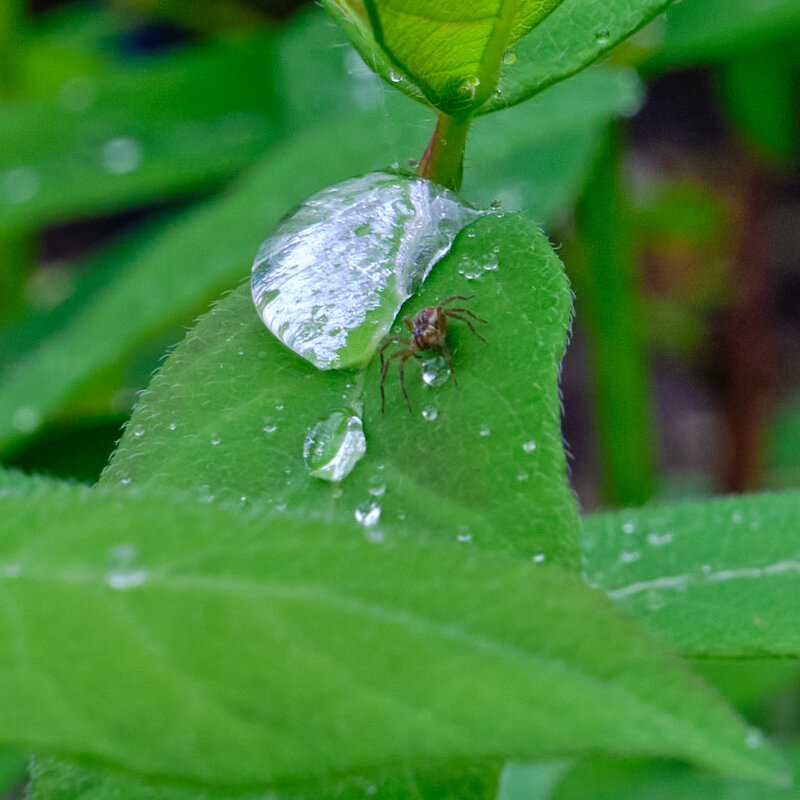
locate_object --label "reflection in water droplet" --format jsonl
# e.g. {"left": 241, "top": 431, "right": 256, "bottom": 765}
{"left": 355, "top": 501, "right": 381, "bottom": 527}
{"left": 132, "top": 424, "right": 145, "bottom": 438}
{"left": 479, "top": 425, "right": 491, "bottom": 437}
{"left": 168, "top": 422, "right": 177, "bottom": 431}
{"left": 647, "top": 532, "right": 673, "bottom": 547}
{"left": 107, "top": 569, "right": 148, "bottom": 590}
{"left": 421, "top": 406, "right": 438, "bottom": 421}
{"left": 622, "top": 521, "right": 636, "bottom": 534}
{"left": 458, "top": 76, "right": 480, "bottom": 99}
{"left": 421, "top": 354, "right": 450, "bottom": 387}
{"left": 304, "top": 411, "right": 366, "bottom": 482}
{"left": 106, "top": 543, "right": 147, "bottom": 590}
{"left": 619, "top": 551, "right": 640, "bottom": 564}
{"left": 389, "top": 70, "right": 402, "bottom": 83}
{"left": 502, "top": 49, "right": 517, "bottom": 65}
{"left": 210, "top": 436, "right": 221, "bottom": 446}
{"left": 457, "top": 532, "right": 472, "bottom": 543}
{"left": 263, "top": 423, "right": 278, "bottom": 434}
{"left": 522, "top": 440, "right": 537, "bottom": 453}
{"left": 102, "top": 137, "right": 143, "bottom": 174}
{"left": 595, "top": 28, "right": 611, "bottom": 44}
{"left": 533, "top": 553, "right": 546, "bottom": 563}
{"left": 3, "top": 166, "right": 40, "bottom": 204}
{"left": 251, "top": 172, "right": 483, "bottom": 369}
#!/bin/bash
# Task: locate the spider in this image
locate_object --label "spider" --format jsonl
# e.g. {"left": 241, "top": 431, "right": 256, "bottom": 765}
{"left": 379, "top": 294, "right": 487, "bottom": 414}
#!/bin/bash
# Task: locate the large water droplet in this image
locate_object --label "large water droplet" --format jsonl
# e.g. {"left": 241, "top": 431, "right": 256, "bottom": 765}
{"left": 303, "top": 410, "right": 366, "bottom": 482}
{"left": 3, "top": 166, "right": 40, "bottom": 204}
{"left": 421, "top": 354, "right": 451, "bottom": 387}
{"left": 251, "top": 171, "right": 483, "bottom": 369}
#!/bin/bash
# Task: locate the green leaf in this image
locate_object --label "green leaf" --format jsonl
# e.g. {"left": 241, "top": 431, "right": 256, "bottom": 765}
{"left": 496, "top": 761, "right": 572, "bottom": 800}
{"left": 551, "top": 745, "right": 800, "bottom": 800}
{"left": 0, "top": 484, "right": 788, "bottom": 787}
{"left": 0, "top": 34, "right": 280, "bottom": 235}
{"left": 0, "top": 745, "right": 26, "bottom": 792}
{"left": 657, "top": 0, "right": 800, "bottom": 65}
{"left": 478, "top": 0, "right": 673, "bottom": 114}
{"left": 30, "top": 755, "right": 502, "bottom": 800}
{"left": 327, "top": 0, "right": 565, "bottom": 114}
{"left": 583, "top": 491, "right": 800, "bottom": 656}
{"left": 103, "top": 213, "right": 580, "bottom": 566}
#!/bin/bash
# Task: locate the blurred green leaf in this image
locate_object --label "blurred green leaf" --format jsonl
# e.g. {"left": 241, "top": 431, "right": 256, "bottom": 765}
{"left": 103, "top": 213, "right": 581, "bottom": 566}
{"left": 0, "top": 32, "right": 279, "bottom": 234}
{"left": 584, "top": 491, "right": 800, "bottom": 656}
{"left": 30, "top": 754, "right": 502, "bottom": 800}
{"left": 657, "top": 0, "right": 800, "bottom": 65}
{"left": 551, "top": 745, "right": 800, "bottom": 800}
{"left": 718, "top": 43, "right": 799, "bottom": 162}
{"left": 0, "top": 745, "right": 26, "bottom": 792}
{"left": 0, "top": 483, "right": 788, "bottom": 787}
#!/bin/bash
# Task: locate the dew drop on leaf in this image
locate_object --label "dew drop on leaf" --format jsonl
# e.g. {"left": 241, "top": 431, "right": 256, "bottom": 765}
{"left": 303, "top": 410, "right": 366, "bottom": 482}
{"left": 421, "top": 354, "right": 450, "bottom": 387}
{"left": 251, "top": 171, "right": 483, "bottom": 369}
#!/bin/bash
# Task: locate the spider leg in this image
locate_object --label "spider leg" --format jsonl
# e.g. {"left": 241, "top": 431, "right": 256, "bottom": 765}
{"left": 444, "top": 307, "right": 488, "bottom": 324}
{"left": 380, "top": 348, "right": 411, "bottom": 414}
{"left": 441, "top": 340, "right": 458, "bottom": 387}
{"left": 379, "top": 336, "right": 411, "bottom": 369}
{"left": 398, "top": 352, "right": 414, "bottom": 414}
{"left": 403, "top": 316, "right": 414, "bottom": 332}
{"left": 438, "top": 295, "right": 475, "bottom": 309}
{"left": 446, "top": 313, "right": 487, "bottom": 342}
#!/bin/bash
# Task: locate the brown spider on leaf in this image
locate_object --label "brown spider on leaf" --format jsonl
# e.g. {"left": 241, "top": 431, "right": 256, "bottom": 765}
{"left": 379, "top": 295, "right": 487, "bottom": 414}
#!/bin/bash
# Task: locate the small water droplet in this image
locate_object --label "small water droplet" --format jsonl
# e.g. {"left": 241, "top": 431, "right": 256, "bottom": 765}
{"left": 389, "top": 70, "right": 402, "bottom": 83}
{"left": 731, "top": 511, "right": 743, "bottom": 524}
{"left": 647, "top": 532, "right": 674, "bottom": 547}
{"left": 522, "top": 440, "right": 537, "bottom": 453}
{"left": 408, "top": 157, "right": 419, "bottom": 168}
{"left": 622, "top": 521, "right": 636, "bottom": 534}
{"left": 479, "top": 425, "right": 491, "bottom": 437}
{"left": 421, "top": 406, "right": 438, "bottom": 421}
{"left": 619, "top": 551, "right": 640, "bottom": 564}
{"left": 368, "top": 483, "right": 386, "bottom": 497}
{"left": 3, "top": 166, "right": 40, "bottom": 204}
{"left": 102, "top": 137, "right": 143, "bottom": 174}
{"left": 458, "top": 75, "right": 480, "bottom": 99}
{"left": 355, "top": 501, "right": 381, "bottom": 527}
{"left": 517, "top": 471, "right": 529, "bottom": 481}
{"left": 106, "top": 569, "right": 148, "bottom": 590}
{"left": 502, "top": 49, "right": 517, "bottom": 65}
{"left": 119, "top": 477, "right": 132, "bottom": 486}
{"left": 457, "top": 532, "right": 472, "bottom": 543}
{"left": 168, "top": 422, "right": 177, "bottom": 431}
{"left": 421, "top": 354, "right": 450, "bottom": 387}
{"left": 131, "top": 423, "right": 145, "bottom": 438}
{"left": 533, "top": 553, "right": 546, "bottom": 563}
{"left": 210, "top": 435, "right": 221, "bottom": 446}
{"left": 304, "top": 411, "right": 366, "bottom": 482}
{"left": 263, "top": 423, "right": 278, "bottom": 434}
{"left": 595, "top": 28, "right": 611, "bottom": 44}
{"left": 489, "top": 199, "right": 502, "bottom": 211}
{"left": 746, "top": 729, "right": 764, "bottom": 749}
{"left": 12, "top": 406, "right": 41, "bottom": 433}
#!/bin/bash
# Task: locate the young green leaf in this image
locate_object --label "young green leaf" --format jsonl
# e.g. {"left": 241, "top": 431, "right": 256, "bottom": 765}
{"left": 103, "top": 213, "right": 580, "bottom": 566}
{"left": 0, "top": 485, "right": 788, "bottom": 787}
{"left": 583, "top": 491, "right": 800, "bottom": 657}
{"left": 478, "top": 0, "right": 673, "bottom": 114}
{"left": 326, "top": 0, "right": 565, "bottom": 114}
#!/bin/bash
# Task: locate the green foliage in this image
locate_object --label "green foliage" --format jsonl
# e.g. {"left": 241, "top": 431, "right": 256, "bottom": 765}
{"left": 103, "top": 214, "right": 580, "bottom": 566}
{"left": 583, "top": 492, "right": 800, "bottom": 656}
{"left": 0, "top": 483, "right": 788, "bottom": 787}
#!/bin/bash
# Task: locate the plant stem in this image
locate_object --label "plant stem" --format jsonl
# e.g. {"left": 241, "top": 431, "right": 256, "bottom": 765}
{"left": 574, "top": 126, "right": 656, "bottom": 507}
{"left": 417, "top": 112, "right": 472, "bottom": 192}
{"left": 0, "top": 0, "right": 31, "bottom": 321}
